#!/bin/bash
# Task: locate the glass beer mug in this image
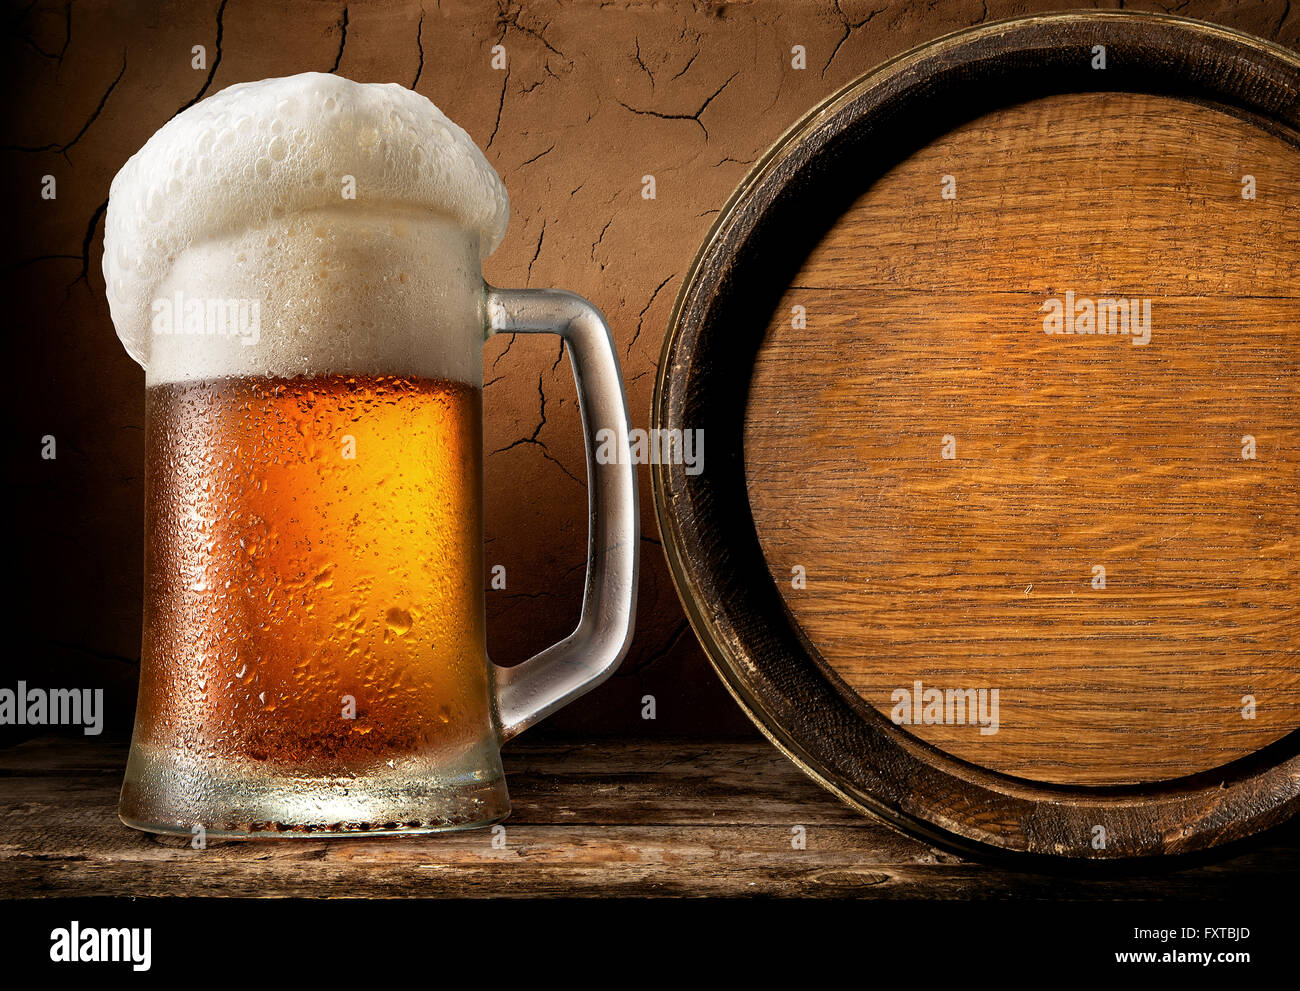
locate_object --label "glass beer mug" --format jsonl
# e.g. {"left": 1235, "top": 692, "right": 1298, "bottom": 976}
{"left": 102, "top": 73, "right": 638, "bottom": 836}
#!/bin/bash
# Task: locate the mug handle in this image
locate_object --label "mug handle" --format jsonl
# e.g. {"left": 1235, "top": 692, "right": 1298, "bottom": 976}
{"left": 483, "top": 287, "right": 640, "bottom": 741}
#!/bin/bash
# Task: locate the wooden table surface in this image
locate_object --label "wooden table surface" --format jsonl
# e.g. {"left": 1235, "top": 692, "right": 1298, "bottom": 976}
{"left": 2, "top": 736, "right": 1296, "bottom": 899}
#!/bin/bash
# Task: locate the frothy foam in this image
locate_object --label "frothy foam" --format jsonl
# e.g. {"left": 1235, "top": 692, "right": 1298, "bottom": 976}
{"left": 103, "top": 73, "right": 509, "bottom": 385}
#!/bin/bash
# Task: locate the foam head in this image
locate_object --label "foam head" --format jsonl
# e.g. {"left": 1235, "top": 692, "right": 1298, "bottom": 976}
{"left": 103, "top": 72, "right": 509, "bottom": 385}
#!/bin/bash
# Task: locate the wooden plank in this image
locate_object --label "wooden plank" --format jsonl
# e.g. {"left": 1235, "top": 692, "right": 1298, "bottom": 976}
{"left": 794, "top": 92, "right": 1300, "bottom": 295}
{"left": 1, "top": 737, "right": 1297, "bottom": 898}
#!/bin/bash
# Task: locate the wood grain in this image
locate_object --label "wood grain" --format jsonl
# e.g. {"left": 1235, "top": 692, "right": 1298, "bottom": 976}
{"left": 3, "top": 737, "right": 1298, "bottom": 898}
{"left": 792, "top": 93, "right": 1300, "bottom": 296}
{"left": 746, "top": 91, "right": 1299, "bottom": 785}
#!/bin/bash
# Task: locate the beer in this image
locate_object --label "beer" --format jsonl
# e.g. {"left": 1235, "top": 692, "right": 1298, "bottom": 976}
{"left": 105, "top": 73, "right": 517, "bottom": 832}
{"left": 105, "top": 71, "right": 638, "bottom": 836}
{"left": 136, "top": 374, "right": 492, "bottom": 771}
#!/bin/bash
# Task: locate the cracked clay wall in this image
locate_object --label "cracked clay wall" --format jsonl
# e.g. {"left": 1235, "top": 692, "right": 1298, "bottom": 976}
{"left": 5, "top": 0, "right": 1297, "bottom": 739}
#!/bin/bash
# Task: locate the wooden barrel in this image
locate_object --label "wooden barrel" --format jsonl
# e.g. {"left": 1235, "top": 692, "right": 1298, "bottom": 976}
{"left": 652, "top": 11, "right": 1300, "bottom": 860}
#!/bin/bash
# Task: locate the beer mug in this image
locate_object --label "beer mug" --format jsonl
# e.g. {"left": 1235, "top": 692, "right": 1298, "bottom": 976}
{"left": 103, "top": 73, "right": 638, "bottom": 836}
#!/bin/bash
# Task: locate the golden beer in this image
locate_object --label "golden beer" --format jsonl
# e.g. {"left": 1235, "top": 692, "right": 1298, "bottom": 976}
{"left": 136, "top": 374, "right": 492, "bottom": 770}
{"left": 121, "top": 373, "right": 510, "bottom": 832}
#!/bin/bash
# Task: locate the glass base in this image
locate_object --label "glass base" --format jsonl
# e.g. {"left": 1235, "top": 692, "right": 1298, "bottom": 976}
{"left": 119, "top": 740, "right": 511, "bottom": 839}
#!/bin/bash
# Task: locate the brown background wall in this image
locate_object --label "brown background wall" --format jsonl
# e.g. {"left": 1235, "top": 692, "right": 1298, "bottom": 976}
{"left": 4, "top": 0, "right": 1296, "bottom": 741}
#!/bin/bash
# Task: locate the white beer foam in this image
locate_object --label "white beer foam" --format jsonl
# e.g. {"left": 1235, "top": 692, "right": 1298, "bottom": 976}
{"left": 103, "top": 72, "right": 509, "bottom": 385}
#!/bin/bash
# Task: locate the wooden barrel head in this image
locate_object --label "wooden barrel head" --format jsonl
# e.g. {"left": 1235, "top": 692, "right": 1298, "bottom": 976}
{"left": 653, "top": 11, "right": 1300, "bottom": 859}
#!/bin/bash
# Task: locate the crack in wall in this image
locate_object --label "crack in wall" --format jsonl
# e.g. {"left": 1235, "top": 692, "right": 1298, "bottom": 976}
{"left": 11, "top": 253, "right": 80, "bottom": 270}
{"left": 633, "top": 35, "right": 655, "bottom": 87}
{"left": 492, "top": 375, "right": 548, "bottom": 453}
{"left": 664, "top": 18, "right": 704, "bottom": 84}
{"left": 73, "top": 198, "right": 108, "bottom": 289}
{"left": 496, "top": 0, "right": 571, "bottom": 64}
{"left": 411, "top": 6, "right": 425, "bottom": 89}
{"left": 328, "top": 6, "right": 349, "bottom": 73}
{"left": 590, "top": 218, "right": 613, "bottom": 266}
{"left": 525, "top": 219, "right": 547, "bottom": 285}
{"left": 5, "top": 51, "right": 126, "bottom": 157}
{"left": 174, "top": 0, "right": 228, "bottom": 116}
{"left": 628, "top": 273, "right": 675, "bottom": 358}
{"left": 670, "top": 40, "right": 701, "bottom": 81}
{"left": 822, "top": 0, "right": 887, "bottom": 78}
{"left": 489, "top": 374, "right": 582, "bottom": 485}
{"left": 493, "top": 589, "right": 555, "bottom": 600}
{"left": 486, "top": 66, "right": 510, "bottom": 149}
{"left": 517, "top": 143, "right": 556, "bottom": 169}
{"left": 615, "top": 71, "right": 738, "bottom": 140}
{"left": 632, "top": 620, "right": 690, "bottom": 675}
{"left": 20, "top": 0, "right": 71, "bottom": 64}
{"left": 488, "top": 0, "right": 578, "bottom": 148}
{"left": 60, "top": 0, "right": 227, "bottom": 290}
{"left": 491, "top": 332, "right": 517, "bottom": 368}
{"left": 487, "top": 549, "right": 590, "bottom": 600}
